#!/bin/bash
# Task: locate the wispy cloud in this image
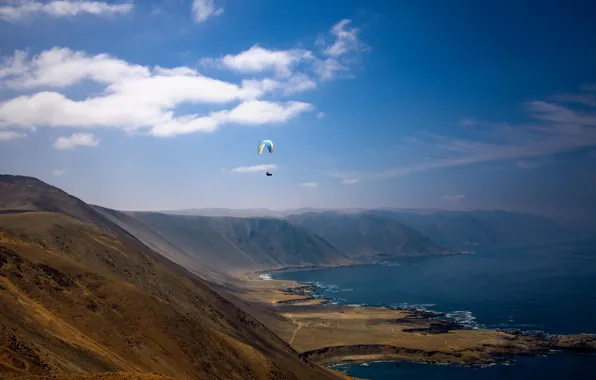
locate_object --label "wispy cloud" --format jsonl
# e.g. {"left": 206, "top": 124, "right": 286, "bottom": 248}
{"left": 0, "top": 131, "right": 25, "bottom": 141}
{"left": 330, "top": 86, "right": 596, "bottom": 183}
{"left": 230, "top": 164, "right": 277, "bottom": 173}
{"left": 201, "top": 18, "right": 368, "bottom": 85}
{"left": 459, "top": 118, "right": 476, "bottom": 126}
{"left": 330, "top": 171, "right": 361, "bottom": 185}
{"left": 442, "top": 194, "right": 466, "bottom": 202}
{"left": 300, "top": 182, "right": 318, "bottom": 188}
{"left": 323, "top": 19, "right": 369, "bottom": 58}
{"left": 548, "top": 93, "right": 596, "bottom": 107}
{"left": 0, "top": 1, "right": 133, "bottom": 22}
{"left": 315, "top": 19, "right": 370, "bottom": 81}
{"left": 192, "top": 0, "right": 223, "bottom": 23}
{"left": 52, "top": 169, "right": 65, "bottom": 176}
{"left": 53, "top": 133, "right": 99, "bottom": 150}
{"left": 516, "top": 158, "right": 553, "bottom": 170}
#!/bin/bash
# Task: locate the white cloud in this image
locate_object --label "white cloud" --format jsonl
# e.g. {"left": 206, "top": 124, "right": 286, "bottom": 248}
{"left": 217, "top": 45, "right": 314, "bottom": 78}
{"left": 0, "top": 48, "right": 150, "bottom": 89}
{"left": 0, "top": 130, "right": 26, "bottom": 141}
{"left": 0, "top": 1, "right": 133, "bottom": 22}
{"left": 0, "top": 19, "right": 369, "bottom": 140}
{"left": 202, "top": 19, "right": 368, "bottom": 83}
{"left": 316, "top": 111, "right": 325, "bottom": 119}
{"left": 281, "top": 74, "right": 317, "bottom": 94}
{"left": 53, "top": 132, "right": 99, "bottom": 149}
{"left": 230, "top": 164, "right": 277, "bottom": 173}
{"left": 150, "top": 100, "right": 313, "bottom": 137}
{"left": 313, "top": 58, "right": 350, "bottom": 81}
{"left": 222, "top": 100, "right": 313, "bottom": 125}
{"left": 442, "top": 194, "right": 466, "bottom": 202}
{"left": 323, "top": 19, "right": 366, "bottom": 57}
{"left": 52, "top": 169, "right": 65, "bottom": 176}
{"left": 192, "top": 0, "right": 223, "bottom": 23}
{"left": 312, "top": 19, "right": 369, "bottom": 81}
{"left": 0, "top": 48, "right": 313, "bottom": 136}
{"left": 341, "top": 178, "right": 360, "bottom": 185}
{"left": 300, "top": 182, "right": 318, "bottom": 188}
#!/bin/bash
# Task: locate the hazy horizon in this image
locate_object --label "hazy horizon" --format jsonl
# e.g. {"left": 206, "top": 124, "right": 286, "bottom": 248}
{"left": 1, "top": 1, "right": 595, "bottom": 219}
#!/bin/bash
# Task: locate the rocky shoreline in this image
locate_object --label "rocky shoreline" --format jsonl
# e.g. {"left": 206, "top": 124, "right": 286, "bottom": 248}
{"left": 248, "top": 251, "right": 476, "bottom": 280}
{"left": 255, "top": 270, "right": 596, "bottom": 367}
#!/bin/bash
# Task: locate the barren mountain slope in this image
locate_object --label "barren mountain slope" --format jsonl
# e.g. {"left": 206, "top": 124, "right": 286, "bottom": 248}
{"left": 287, "top": 212, "right": 447, "bottom": 258}
{"left": 113, "top": 211, "right": 352, "bottom": 276}
{"left": 0, "top": 175, "right": 343, "bottom": 380}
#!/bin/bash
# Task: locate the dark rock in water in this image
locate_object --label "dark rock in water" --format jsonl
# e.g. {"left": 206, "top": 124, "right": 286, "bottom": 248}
{"left": 282, "top": 284, "right": 319, "bottom": 296}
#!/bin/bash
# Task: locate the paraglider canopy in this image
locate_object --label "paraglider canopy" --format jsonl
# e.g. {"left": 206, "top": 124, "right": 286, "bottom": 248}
{"left": 258, "top": 140, "right": 274, "bottom": 155}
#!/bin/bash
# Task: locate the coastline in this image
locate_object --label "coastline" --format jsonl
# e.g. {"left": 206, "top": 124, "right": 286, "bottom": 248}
{"left": 237, "top": 265, "right": 596, "bottom": 369}
{"left": 245, "top": 250, "right": 477, "bottom": 281}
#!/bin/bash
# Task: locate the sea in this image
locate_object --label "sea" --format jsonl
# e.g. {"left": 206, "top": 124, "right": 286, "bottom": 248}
{"left": 270, "top": 239, "right": 596, "bottom": 380}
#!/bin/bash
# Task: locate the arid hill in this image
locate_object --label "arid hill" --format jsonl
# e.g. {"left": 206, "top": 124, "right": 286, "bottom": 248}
{"left": 0, "top": 175, "right": 345, "bottom": 379}
{"left": 0, "top": 176, "right": 136, "bottom": 243}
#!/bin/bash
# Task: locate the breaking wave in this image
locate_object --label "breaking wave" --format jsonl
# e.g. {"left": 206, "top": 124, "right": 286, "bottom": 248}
{"left": 443, "top": 310, "right": 481, "bottom": 329}
{"left": 265, "top": 272, "right": 483, "bottom": 329}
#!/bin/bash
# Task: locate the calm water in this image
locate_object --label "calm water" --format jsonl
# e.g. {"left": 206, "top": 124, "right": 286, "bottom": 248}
{"left": 273, "top": 239, "right": 596, "bottom": 379}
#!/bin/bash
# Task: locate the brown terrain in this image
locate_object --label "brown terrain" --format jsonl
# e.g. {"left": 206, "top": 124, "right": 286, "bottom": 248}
{"left": 0, "top": 175, "right": 594, "bottom": 379}
{"left": 224, "top": 278, "right": 596, "bottom": 367}
{"left": 0, "top": 176, "right": 349, "bottom": 379}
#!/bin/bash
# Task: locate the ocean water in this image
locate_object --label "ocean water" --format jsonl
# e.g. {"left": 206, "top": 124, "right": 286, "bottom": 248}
{"left": 272, "top": 239, "right": 596, "bottom": 379}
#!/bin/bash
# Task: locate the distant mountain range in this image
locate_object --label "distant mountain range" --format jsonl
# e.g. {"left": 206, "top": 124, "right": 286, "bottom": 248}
{"left": 287, "top": 212, "right": 446, "bottom": 258}
{"left": 158, "top": 207, "right": 368, "bottom": 218}
{"left": 98, "top": 209, "right": 355, "bottom": 277}
{"left": 159, "top": 206, "right": 449, "bottom": 218}
{"left": 157, "top": 206, "right": 581, "bottom": 251}
{"left": 368, "top": 209, "right": 580, "bottom": 249}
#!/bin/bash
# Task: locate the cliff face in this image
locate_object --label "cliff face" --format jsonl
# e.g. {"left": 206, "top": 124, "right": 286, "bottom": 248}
{"left": 370, "top": 209, "right": 578, "bottom": 249}
{"left": 94, "top": 209, "right": 448, "bottom": 279}
{"left": 102, "top": 210, "right": 353, "bottom": 277}
{"left": 287, "top": 212, "right": 447, "bottom": 258}
{"left": 0, "top": 175, "right": 341, "bottom": 379}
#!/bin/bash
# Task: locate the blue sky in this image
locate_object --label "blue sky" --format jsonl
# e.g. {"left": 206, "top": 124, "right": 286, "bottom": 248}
{"left": 1, "top": 0, "right": 595, "bottom": 218}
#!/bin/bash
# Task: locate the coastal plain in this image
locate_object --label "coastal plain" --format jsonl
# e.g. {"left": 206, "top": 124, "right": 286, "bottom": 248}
{"left": 232, "top": 276, "right": 596, "bottom": 366}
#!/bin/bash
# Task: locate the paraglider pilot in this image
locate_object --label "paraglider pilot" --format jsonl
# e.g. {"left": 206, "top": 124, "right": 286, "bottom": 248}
{"left": 258, "top": 140, "right": 274, "bottom": 177}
